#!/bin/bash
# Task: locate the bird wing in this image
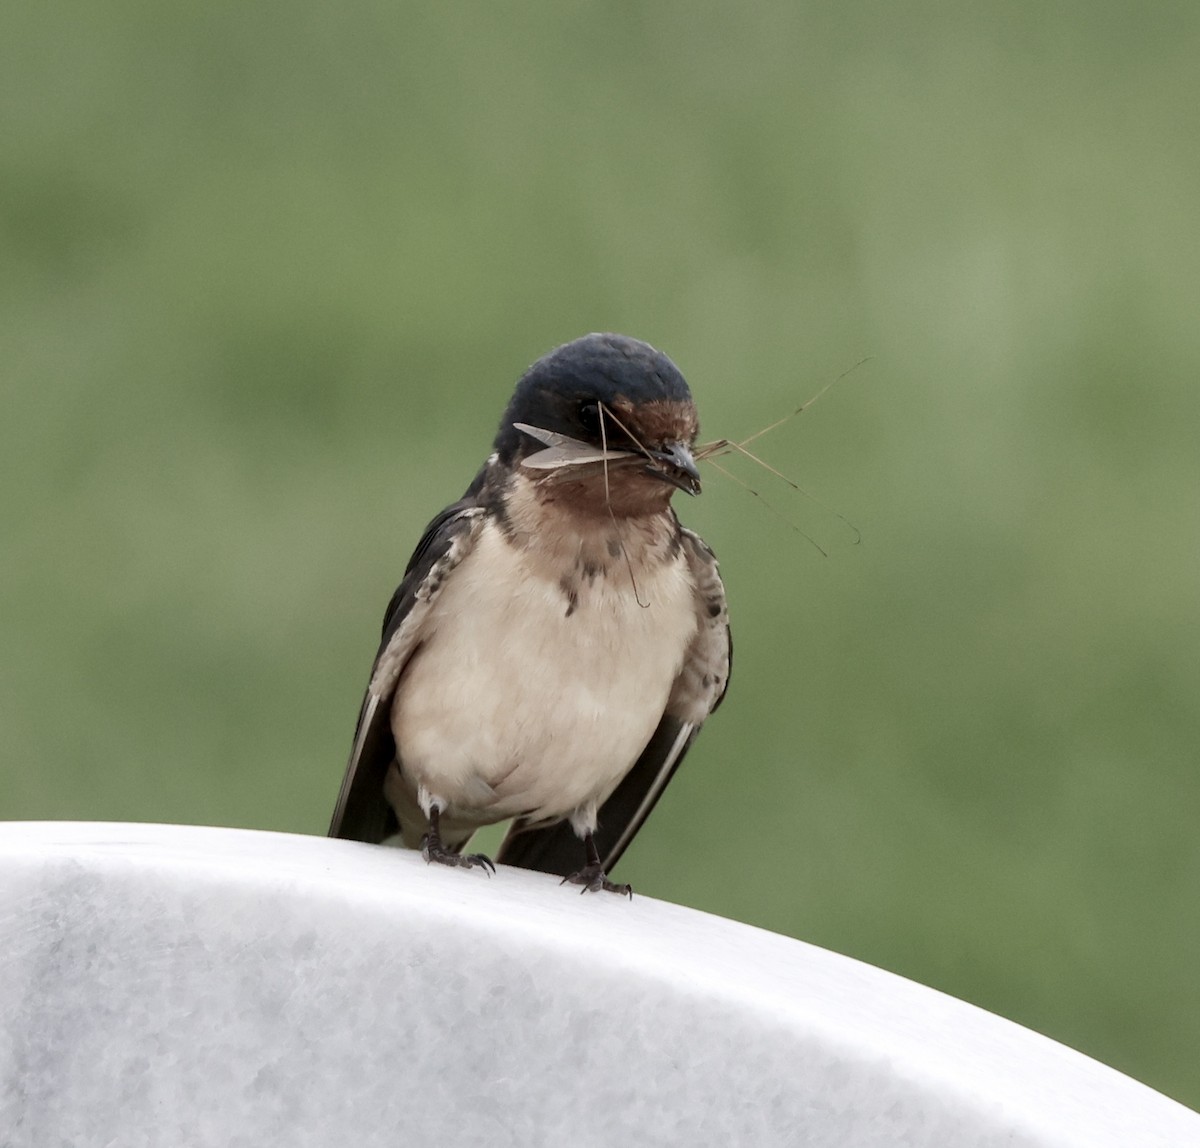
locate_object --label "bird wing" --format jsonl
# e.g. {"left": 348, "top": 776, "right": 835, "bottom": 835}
{"left": 496, "top": 525, "right": 732, "bottom": 876}
{"left": 328, "top": 497, "right": 486, "bottom": 842}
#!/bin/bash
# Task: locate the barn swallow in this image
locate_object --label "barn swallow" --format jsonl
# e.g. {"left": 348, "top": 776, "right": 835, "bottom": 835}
{"left": 328, "top": 333, "right": 731, "bottom": 895}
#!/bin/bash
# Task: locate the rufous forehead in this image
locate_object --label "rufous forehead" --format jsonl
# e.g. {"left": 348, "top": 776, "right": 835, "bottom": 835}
{"left": 609, "top": 397, "right": 698, "bottom": 444}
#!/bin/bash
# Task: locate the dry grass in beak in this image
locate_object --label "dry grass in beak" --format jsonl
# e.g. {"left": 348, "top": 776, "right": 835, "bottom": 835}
{"left": 693, "top": 357, "right": 871, "bottom": 555}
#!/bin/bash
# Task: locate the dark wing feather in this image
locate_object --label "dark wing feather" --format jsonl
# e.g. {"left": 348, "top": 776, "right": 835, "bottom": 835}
{"left": 328, "top": 494, "right": 485, "bottom": 842}
{"left": 496, "top": 525, "right": 731, "bottom": 876}
{"left": 328, "top": 692, "right": 399, "bottom": 843}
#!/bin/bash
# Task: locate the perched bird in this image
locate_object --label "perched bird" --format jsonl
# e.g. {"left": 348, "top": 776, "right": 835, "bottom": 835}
{"left": 329, "top": 333, "right": 731, "bottom": 894}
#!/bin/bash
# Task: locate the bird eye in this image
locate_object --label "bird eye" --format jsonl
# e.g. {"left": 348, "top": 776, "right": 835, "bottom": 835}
{"left": 578, "top": 402, "right": 601, "bottom": 435}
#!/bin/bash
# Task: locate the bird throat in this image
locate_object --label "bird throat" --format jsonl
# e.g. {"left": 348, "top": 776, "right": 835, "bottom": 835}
{"left": 495, "top": 469, "right": 681, "bottom": 587}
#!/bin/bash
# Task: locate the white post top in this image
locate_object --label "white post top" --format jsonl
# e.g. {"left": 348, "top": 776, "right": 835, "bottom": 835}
{"left": 1, "top": 822, "right": 1195, "bottom": 1147}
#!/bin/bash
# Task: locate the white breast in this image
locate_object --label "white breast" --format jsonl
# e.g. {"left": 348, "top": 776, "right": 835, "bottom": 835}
{"left": 391, "top": 519, "right": 698, "bottom": 830}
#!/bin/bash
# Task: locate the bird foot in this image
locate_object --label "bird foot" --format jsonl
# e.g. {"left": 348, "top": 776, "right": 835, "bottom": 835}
{"left": 561, "top": 864, "right": 632, "bottom": 898}
{"left": 421, "top": 835, "right": 495, "bottom": 874}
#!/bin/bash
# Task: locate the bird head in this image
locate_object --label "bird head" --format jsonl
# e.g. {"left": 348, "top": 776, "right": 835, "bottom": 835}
{"left": 493, "top": 333, "right": 702, "bottom": 505}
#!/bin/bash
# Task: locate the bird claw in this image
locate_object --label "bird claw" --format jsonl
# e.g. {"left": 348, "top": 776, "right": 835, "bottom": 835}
{"left": 561, "top": 864, "right": 632, "bottom": 899}
{"left": 421, "top": 836, "right": 495, "bottom": 874}
{"left": 463, "top": 852, "right": 497, "bottom": 874}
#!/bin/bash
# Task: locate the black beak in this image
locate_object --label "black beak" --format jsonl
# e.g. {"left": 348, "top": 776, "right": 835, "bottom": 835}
{"left": 647, "top": 441, "right": 701, "bottom": 496}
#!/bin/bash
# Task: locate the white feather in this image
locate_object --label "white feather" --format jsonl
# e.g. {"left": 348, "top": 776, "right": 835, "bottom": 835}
{"left": 512, "top": 422, "right": 636, "bottom": 470}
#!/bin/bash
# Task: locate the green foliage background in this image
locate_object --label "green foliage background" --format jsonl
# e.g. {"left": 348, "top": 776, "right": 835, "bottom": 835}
{"left": 3, "top": 1, "right": 1197, "bottom": 1110}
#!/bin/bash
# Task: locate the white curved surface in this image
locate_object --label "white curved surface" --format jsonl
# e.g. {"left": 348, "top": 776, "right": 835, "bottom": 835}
{"left": 0, "top": 822, "right": 1195, "bottom": 1147}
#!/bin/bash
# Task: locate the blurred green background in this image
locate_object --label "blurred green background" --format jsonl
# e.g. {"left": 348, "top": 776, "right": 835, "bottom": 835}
{"left": 4, "top": 0, "right": 1198, "bottom": 1110}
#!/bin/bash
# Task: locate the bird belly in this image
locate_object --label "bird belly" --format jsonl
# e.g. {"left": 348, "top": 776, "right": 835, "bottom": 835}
{"left": 391, "top": 522, "right": 698, "bottom": 828}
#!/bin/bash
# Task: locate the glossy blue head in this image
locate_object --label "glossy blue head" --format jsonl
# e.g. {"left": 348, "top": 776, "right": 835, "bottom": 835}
{"left": 492, "top": 333, "right": 700, "bottom": 495}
